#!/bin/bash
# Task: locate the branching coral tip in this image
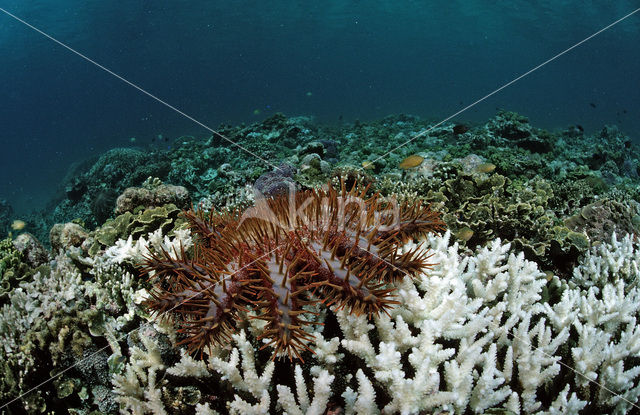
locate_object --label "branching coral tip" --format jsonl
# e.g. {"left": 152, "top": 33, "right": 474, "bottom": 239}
{"left": 140, "top": 181, "right": 445, "bottom": 361}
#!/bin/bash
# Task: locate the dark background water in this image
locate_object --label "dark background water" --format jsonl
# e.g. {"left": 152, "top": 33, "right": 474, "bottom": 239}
{"left": 1, "top": 1, "right": 639, "bottom": 214}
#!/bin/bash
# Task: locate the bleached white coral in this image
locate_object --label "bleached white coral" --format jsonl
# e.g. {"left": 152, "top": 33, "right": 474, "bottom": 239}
{"left": 572, "top": 233, "right": 640, "bottom": 288}
{"left": 108, "top": 230, "right": 640, "bottom": 414}
{"left": 105, "top": 228, "right": 193, "bottom": 266}
{"left": 166, "top": 350, "right": 210, "bottom": 378}
{"left": 276, "top": 365, "right": 334, "bottom": 415}
{"left": 333, "top": 231, "right": 640, "bottom": 414}
{"left": 0, "top": 252, "right": 84, "bottom": 370}
{"left": 112, "top": 333, "right": 168, "bottom": 415}
{"left": 342, "top": 369, "right": 379, "bottom": 415}
{"left": 207, "top": 330, "right": 274, "bottom": 398}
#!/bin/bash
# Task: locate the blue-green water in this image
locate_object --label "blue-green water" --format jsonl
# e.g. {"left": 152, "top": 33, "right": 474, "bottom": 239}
{"left": 1, "top": 1, "right": 639, "bottom": 213}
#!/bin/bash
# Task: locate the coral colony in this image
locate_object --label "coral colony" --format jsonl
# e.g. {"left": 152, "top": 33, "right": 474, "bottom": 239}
{"left": 141, "top": 182, "right": 445, "bottom": 360}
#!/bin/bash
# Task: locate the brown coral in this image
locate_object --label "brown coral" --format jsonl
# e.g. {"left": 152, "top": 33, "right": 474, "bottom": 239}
{"left": 140, "top": 182, "right": 444, "bottom": 360}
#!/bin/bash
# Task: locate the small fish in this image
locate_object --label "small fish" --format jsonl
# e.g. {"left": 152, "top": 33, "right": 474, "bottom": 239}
{"left": 576, "top": 125, "right": 584, "bottom": 132}
{"left": 457, "top": 227, "right": 474, "bottom": 242}
{"left": 476, "top": 163, "right": 496, "bottom": 174}
{"left": 253, "top": 109, "right": 261, "bottom": 115}
{"left": 129, "top": 137, "right": 137, "bottom": 143}
{"left": 362, "top": 161, "right": 375, "bottom": 170}
{"left": 306, "top": 91, "right": 313, "bottom": 97}
{"left": 398, "top": 155, "right": 424, "bottom": 169}
{"left": 589, "top": 102, "right": 596, "bottom": 108}
{"left": 11, "top": 219, "right": 26, "bottom": 230}
{"left": 453, "top": 124, "right": 469, "bottom": 135}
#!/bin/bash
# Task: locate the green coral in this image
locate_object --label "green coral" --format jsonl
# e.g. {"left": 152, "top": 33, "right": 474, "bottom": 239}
{"left": 90, "top": 204, "right": 183, "bottom": 256}
{"left": 376, "top": 163, "right": 590, "bottom": 274}
{"left": 0, "top": 237, "right": 40, "bottom": 300}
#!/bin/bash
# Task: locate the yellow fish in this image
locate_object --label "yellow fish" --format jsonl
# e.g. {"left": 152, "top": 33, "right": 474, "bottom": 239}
{"left": 362, "top": 161, "right": 375, "bottom": 170}
{"left": 11, "top": 220, "right": 26, "bottom": 231}
{"left": 398, "top": 155, "right": 424, "bottom": 169}
{"left": 457, "top": 227, "right": 474, "bottom": 242}
{"left": 476, "top": 163, "right": 496, "bottom": 173}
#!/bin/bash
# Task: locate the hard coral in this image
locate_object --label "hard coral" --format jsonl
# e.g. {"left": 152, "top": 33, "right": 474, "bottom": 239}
{"left": 141, "top": 182, "right": 444, "bottom": 360}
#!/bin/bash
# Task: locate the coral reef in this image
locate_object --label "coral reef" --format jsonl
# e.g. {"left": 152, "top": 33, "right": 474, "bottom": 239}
{"left": 4, "top": 111, "right": 640, "bottom": 414}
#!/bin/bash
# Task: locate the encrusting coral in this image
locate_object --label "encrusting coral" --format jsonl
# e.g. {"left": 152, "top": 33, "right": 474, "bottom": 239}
{"left": 140, "top": 182, "right": 444, "bottom": 361}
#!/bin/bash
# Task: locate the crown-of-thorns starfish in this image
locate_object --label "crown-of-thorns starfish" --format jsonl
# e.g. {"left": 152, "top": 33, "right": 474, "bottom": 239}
{"left": 140, "top": 182, "right": 445, "bottom": 361}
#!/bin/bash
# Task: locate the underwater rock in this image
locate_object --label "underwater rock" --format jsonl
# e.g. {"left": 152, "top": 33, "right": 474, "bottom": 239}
{"left": 452, "top": 124, "right": 470, "bottom": 135}
{"left": 621, "top": 157, "right": 639, "bottom": 179}
{"left": 486, "top": 110, "right": 552, "bottom": 153}
{"left": 89, "top": 148, "right": 170, "bottom": 187}
{"left": 12, "top": 233, "right": 49, "bottom": 269}
{"left": 319, "top": 138, "right": 339, "bottom": 162}
{"left": 50, "top": 222, "right": 90, "bottom": 253}
{"left": 564, "top": 199, "right": 640, "bottom": 244}
{"left": 65, "top": 177, "right": 88, "bottom": 202}
{"left": 216, "top": 163, "right": 236, "bottom": 178}
{"left": 254, "top": 163, "right": 297, "bottom": 198}
{"left": 92, "top": 188, "right": 119, "bottom": 224}
{"left": 599, "top": 160, "right": 620, "bottom": 185}
{"left": 298, "top": 141, "right": 326, "bottom": 158}
{"left": 488, "top": 110, "right": 532, "bottom": 140}
{"left": 297, "top": 139, "right": 340, "bottom": 164}
{"left": 260, "top": 112, "right": 288, "bottom": 131}
{"left": 114, "top": 183, "right": 190, "bottom": 215}
{"left": 45, "top": 147, "right": 172, "bottom": 233}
